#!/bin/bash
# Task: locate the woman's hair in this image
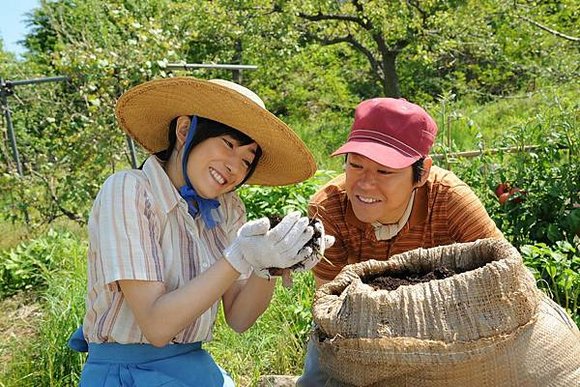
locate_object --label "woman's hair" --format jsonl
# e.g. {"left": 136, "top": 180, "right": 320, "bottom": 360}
{"left": 155, "top": 116, "right": 262, "bottom": 186}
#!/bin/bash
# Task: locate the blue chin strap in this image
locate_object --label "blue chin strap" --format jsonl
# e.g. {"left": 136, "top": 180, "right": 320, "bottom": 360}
{"left": 178, "top": 116, "right": 221, "bottom": 229}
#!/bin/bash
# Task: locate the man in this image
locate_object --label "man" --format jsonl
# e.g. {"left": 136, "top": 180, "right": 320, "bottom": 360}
{"left": 297, "top": 97, "right": 503, "bottom": 386}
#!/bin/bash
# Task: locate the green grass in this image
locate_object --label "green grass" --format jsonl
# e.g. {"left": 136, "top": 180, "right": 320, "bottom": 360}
{"left": 286, "top": 83, "right": 578, "bottom": 173}
{"left": 427, "top": 83, "right": 579, "bottom": 153}
{"left": 1, "top": 223, "right": 579, "bottom": 385}
{"left": 289, "top": 109, "right": 352, "bottom": 172}
{"left": 208, "top": 273, "right": 316, "bottom": 385}
{"left": 0, "top": 222, "right": 32, "bottom": 251}
{"left": 0, "top": 227, "right": 315, "bottom": 387}
{"left": 0, "top": 219, "right": 86, "bottom": 251}
{"left": 0, "top": 291, "right": 42, "bottom": 379}
{"left": 0, "top": 229, "right": 86, "bottom": 387}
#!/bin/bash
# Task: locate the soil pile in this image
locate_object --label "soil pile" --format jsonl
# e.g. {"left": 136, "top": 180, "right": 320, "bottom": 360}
{"left": 367, "top": 266, "right": 456, "bottom": 291}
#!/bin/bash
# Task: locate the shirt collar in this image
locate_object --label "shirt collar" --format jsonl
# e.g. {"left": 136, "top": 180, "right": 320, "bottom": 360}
{"left": 142, "top": 156, "right": 181, "bottom": 214}
{"left": 371, "top": 190, "right": 416, "bottom": 241}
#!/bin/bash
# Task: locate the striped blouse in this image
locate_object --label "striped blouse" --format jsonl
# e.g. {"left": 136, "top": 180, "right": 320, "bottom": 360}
{"left": 83, "top": 156, "right": 247, "bottom": 344}
{"left": 309, "top": 166, "right": 504, "bottom": 281}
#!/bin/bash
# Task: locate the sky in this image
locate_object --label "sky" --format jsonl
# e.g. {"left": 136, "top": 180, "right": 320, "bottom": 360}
{"left": 0, "top": 0, "right": 40, "bottom": 56}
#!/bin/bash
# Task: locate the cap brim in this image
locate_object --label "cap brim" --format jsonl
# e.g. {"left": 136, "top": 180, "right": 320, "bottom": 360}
{"left": 115, "top": 77, "right": 316, "bottom": 186}
{"left": 332, "top": 140, "right": 419, "bottom": 169}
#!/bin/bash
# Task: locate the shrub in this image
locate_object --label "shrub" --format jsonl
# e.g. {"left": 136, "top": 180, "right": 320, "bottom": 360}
{"left": 238, "top": 170, "right": 337, "bottom": 220}
{"left": 0, "top": 229, "right": 85, "bottom": 298}
{"left": 521, "top": 241, "right": 579, "bottom": 326}
{"left": 0, "top": 229, "right": 87, "bottom": 386}
{"left": 490, "top": 115, "right": 579, "bottom": 246}
{"left": 448, "top": 102, "right": 579, "bottom": 248}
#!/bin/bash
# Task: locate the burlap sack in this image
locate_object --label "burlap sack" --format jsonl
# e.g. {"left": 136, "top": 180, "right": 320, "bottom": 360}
{"left": 312, "top": 238, "right": 580, "bottom": 386}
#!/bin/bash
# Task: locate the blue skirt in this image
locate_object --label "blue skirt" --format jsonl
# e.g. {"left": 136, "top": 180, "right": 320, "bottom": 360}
{"left": 69, "top": 327, "right": 231, "bottom": 386}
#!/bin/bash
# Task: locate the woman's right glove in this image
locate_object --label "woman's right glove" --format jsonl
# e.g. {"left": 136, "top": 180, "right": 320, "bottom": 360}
{"left": 224, "top": 211, "right": 314, "bottom": 278}
{"left": 292, "top": 219, "right": 335, "bottom": 273}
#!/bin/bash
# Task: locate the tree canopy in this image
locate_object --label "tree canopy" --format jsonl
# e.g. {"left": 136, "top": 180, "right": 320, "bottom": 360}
{"left": 1, "top": 0, "right": 578, "bottom": 225}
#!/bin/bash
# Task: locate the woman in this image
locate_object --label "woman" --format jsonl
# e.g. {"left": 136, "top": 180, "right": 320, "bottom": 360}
{"left": 69, "top": 77, "right": 333, "bottom": 386}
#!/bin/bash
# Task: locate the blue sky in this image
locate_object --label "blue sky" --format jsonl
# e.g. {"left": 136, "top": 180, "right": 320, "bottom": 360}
{"left": 0, "top": 0, "right": 40, "bottom": 56}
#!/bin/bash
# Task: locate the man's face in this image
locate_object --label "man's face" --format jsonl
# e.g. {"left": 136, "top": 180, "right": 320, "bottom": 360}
{"left": 344, "top": 153, "right": 417, "bottom": 224}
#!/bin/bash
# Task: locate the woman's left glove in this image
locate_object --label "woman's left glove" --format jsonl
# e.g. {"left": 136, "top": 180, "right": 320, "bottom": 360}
{"left": 224, "top": 211, "right": 315, "bottom": 278}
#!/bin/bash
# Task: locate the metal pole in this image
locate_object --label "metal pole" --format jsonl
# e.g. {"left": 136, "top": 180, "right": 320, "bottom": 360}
{"left": 126, "top": 135, "right": 138, "bottom": 169}
{"left": 0, "top": 75, "right": 69, "bottom": 176}
{"left": 165, "top": 63, "right": 258, "bottom": 71}
{"left": 431, "top": 145, "right": 546, "bottom": 160}
{"left": 8, "top": 75, "right": 69, "bottom": 87}
{"left": 1, "top": 78, "right": 23, "bottom": 175}
{"left": 232, "top": 40, "right": 243, "bottom": 84}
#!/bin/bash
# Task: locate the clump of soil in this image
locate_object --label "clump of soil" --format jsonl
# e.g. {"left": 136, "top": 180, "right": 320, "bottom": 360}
{"left": 366, "top": 266, "right": 457, "bottom": 291}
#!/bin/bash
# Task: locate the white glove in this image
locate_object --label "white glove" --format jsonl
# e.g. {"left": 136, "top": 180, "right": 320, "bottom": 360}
{"left": 224, "top": 217, "right": 270, "bottom": 275}
{"left": 224, "top": 211, "right": 315, "bottom": 278}
{"left": 293, "top": 219, "right": 335, "bottom": 273}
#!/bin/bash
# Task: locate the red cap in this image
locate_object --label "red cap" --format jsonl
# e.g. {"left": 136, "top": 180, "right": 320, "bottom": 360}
{"left": 332, "top": 98, "right": 438, "bottom": 168}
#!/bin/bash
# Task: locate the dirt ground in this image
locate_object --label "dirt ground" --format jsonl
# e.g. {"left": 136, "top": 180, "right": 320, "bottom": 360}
{"left": 0, "top": 292, "right": 42, "bottom": 374}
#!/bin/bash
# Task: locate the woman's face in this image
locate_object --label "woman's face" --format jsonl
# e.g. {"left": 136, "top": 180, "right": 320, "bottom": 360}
{"left": 185, "top": 132, "right": 258, "bottom": 199}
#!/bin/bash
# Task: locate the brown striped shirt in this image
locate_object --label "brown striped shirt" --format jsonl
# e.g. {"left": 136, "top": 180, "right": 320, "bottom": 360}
{"left": 83, "top": 156, "right": 247, "bottom": 344}
{"left": 309, "top": 166, "right": 503, "bottom": 281}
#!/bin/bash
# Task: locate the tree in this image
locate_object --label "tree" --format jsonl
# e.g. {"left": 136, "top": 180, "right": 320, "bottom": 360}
{"left": 3, "top": 0, "right": 578, "bottom": 226}
{"left": 3, "top": 0, "right": 189, "bottom": 225}
{"left": 521, "top": 15, "right": 579, "bottom": 42}
{"left": 292, "top": 0, "right": 462, "bottom": 97}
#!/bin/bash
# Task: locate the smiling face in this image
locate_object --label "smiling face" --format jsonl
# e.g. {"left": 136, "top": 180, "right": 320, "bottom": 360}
{"left": 166, "top": 116, "right": 259, "bottom": 199}
{"left": 344, "top": 153, "right": 428, "bottom": 224}
{"left": 186, "top": 134, "right": 258, "bottom": 198}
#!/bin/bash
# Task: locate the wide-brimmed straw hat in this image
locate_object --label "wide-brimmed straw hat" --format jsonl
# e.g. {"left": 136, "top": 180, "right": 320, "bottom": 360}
{"left": 115, "top": 77, "right": 316, "bottom": 186}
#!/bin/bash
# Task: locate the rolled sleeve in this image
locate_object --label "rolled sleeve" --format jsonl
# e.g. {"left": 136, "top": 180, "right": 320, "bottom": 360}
{"left": 91, "top": 172, "right": 164, "bottom": 286}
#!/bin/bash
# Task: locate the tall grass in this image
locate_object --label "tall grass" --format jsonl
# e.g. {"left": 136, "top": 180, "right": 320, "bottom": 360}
{"left": 286, "top": 82, "right": 577, "bottom": 173}
{"left": 288, "top": 110, "right": 352, "bottom": 172}
{"left": 0, "top": 219, "right": 86, "bottom": 252}
{"left": 0, "top": 231, "right": 86, "bottom": 387}
{"left": 208, "top": 273, "right": 316, "bottom": 385}
{"left": 427, "top": 83, "right": 578, "bottom": 153}
{"left": 3, "top": 227, "right": 578, "bottom": 386}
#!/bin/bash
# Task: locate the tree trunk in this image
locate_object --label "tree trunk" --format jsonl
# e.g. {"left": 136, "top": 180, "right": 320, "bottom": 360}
{"left": 232, "top": 39, "right": 243, "bottom": 84}
{"left": 382, "top": 51, "right": 400, "bottom": 98}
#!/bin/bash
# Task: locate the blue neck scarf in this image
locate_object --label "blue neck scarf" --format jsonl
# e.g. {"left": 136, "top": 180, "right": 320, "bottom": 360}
{"left": 178, "top": 116, "right": 221, "bottom": 228}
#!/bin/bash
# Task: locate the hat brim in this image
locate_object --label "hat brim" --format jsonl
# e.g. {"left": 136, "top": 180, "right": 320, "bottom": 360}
{"left": 332, "top": 140, "right": 419, "bottom": 169}
{"left": 115, "top": 77, "right": 316, "bottom": 186}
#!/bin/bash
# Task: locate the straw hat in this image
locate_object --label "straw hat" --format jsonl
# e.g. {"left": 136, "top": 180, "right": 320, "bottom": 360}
{"left": 115, "top": 77, "right": 316, "bottom": 186}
